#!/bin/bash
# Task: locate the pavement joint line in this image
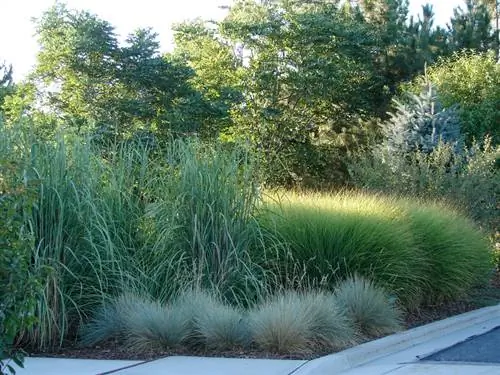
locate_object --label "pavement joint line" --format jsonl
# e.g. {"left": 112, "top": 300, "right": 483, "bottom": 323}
{"left": 292, "top": 303, "right": 500, "bottom": 375}
{"left": 287, "top": 358, "right": 313, "bottom": 375}
{"left": 97, "top": 358, "right": 153, "bottom": 375}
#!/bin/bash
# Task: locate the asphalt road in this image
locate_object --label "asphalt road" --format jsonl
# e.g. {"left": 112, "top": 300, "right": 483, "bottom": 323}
{"left": 423, "top": 326, "right": 500, "bottom": 364}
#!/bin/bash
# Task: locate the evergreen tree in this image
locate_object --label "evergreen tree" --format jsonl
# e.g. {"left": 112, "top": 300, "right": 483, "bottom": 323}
{"left": 406, "top": 5, "right": 450, "bottom": 75}
{"left": 480, "top": 0, "right": 499, "bottom": 59}
{"left": 383, "top": 82, "right": 462, "bottom": 154}
{"left": 448, "top": 0, "right": 495, "bottom": 53}
{"left": 0, "top": 61, "right": 14, "bottom": 108}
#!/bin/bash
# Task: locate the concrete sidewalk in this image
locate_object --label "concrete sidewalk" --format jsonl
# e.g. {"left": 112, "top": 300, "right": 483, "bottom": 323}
{"left": 11, "top": 304, "right": 500, "bottom": 375}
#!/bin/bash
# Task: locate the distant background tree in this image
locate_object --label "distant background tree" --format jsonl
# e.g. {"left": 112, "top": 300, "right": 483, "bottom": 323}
{"left": 0, "top": 61, "right": 14, "bottom": 109}
{"left": 3, "top": 0, "right": 498, "bottom": 188}
{"left": 447, "top": 0, "right": 496, "bottom": 53}
{"left": 13, "top": 3, "right": 219, "bottom": 141}
{"left": 172, "top": 20, "right": 244, "bottom": 138}
{"left": 481, "top": 0, "right": 499, "bottom": 59}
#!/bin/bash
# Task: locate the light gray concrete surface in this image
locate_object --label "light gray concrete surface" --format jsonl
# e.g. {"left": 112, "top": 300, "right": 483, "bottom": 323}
{"left": 10, "top": 357, "right": 142, "bottom": 375}
{"left": 113, "top": 356, "right": 306, "bottom": 375}
{"left": 295, "top": 304, "right": 500, "bottom": 375}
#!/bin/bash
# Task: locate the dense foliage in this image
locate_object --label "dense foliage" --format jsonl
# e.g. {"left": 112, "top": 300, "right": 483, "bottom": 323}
{"left": 0, "top": 0, "right": 498, "bottom": 365}
{"left": 0, "top": 124, "right": 39, "bottom": 375}
{"left": 408, "top": 52, "right": 500, "bottom": 144}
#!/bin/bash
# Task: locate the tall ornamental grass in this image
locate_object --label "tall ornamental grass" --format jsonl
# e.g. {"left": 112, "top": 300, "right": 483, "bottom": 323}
{"left": 21, "top": 139, "right": 143, "bottom": 349}
{"left": 403, "top": 201, "right": 492, "bottom": 303}
{"left": 259, "top": 191, "right": 492, "bottom": 309}
{"left": 143, "top": 140, "right": 270, "bottom": 305}
{"left": 258, "top": 192, "right": 428, "bottom": 307}
{"left": 1, "top": 123, "right": 269, "bottom": 349}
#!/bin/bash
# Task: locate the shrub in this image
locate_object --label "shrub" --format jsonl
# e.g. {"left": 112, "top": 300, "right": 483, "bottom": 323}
{"left": 258, "top": 192, "right": 428, "bottom": 307}
{"left": 408, "top": 51, "right": 500, "bottom": 144}
{"left": 249, "top": 291, "right": 356, "bottom": 354}
{"left": 349, "top": 138, "right": 499, "bottom": 231}
{"left": 335, "top": 275, "right": 402, "bottom": 337}
{"left": 404, "top": 202, "right": 492, "bottom": 303}
{"left": 0, "top": 123, "right": 39, "bottom": 375}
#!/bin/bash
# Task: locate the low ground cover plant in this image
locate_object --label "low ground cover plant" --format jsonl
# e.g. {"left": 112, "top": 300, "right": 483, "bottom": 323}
{"left": 335, "top": 275, "right": 403, "bottom": 337}
{"left": 81, "top": 283, "right": 400, "bottom": 355}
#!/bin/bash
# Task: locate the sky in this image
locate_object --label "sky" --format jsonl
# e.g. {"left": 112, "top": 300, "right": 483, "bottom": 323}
{"left": 1, "top": 0, "right": 465, "bottom": 82}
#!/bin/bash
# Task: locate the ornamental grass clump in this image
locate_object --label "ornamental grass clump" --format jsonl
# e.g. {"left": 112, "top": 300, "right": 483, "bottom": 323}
{"left": 80, "top": 294, "right": 190, "bottom": 350}
{"left": 123, "top": 300, "right": 189, "bottom": 351}
{"left": 174, "top": 289, "right": 250, "bottom": 350}
{"left": 403, "top": 201, "right": 492, "bottom": 304}
{"left": 335, "top": 275, "right": 403, "bottom": 338}
{"left": 144, "top": 140, "right": 268, "bottom": 305}
{"left": 259, "top": 192, "right": 428, "bottom": 308}
{"left": 248, "top": 290, "right": 356, "bottom": 354}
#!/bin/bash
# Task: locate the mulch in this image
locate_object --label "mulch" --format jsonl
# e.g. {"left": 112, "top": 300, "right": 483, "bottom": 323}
{"left": 25, "top": 270, "right": 500, "bottom": 362}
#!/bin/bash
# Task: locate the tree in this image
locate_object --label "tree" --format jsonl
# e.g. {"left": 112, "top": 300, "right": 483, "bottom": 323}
{"left": 383, "top": 83, "right": 462, "bottom": 154}
{"left": 172, "top": 21, "right": 244, "bottom": 137}
{"left": 211, "top": 0, "right": 388, "bottom": 185}
{"left": 29, "top": 4, "right": 209, "bottom": 140}
{"left": 406, "top": 5, "right": 450, "bottom": 75}
{"left": 354, "top": 0, "right": 415, "bottom": 90}
{"left": 480, "top": 0, "right": 499, "bottom": 59}
{"left": 448, "top": 0, "right": 496, "bottom": 53}
{"left": 0, "top": 62, "right": 14, "bottom": 109}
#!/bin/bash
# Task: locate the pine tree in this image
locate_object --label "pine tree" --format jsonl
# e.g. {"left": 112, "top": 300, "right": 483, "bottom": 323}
{"left": 383, "top": 81, "right": 462, "bottom": 154}
{"left": 0, "top": 61, "right": 14, "bottom": 108}
{"left": 480, "top": 0, "right": 499, "bottom": 59}
{"left": 407, "top": 5, "right": 450, "bottom": 76}
{"left": 448, "top": 0, "right": 495, "bottom": 53}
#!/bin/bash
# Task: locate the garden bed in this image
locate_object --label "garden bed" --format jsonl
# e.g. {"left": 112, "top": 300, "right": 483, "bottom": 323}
{"left": 25, "top": 271, "right": 500, "bottom": 362}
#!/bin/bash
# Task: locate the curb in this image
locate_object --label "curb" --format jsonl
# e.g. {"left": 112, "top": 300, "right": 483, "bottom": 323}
{"left": 293, "top": 304, "right": 500, "bottom": 375}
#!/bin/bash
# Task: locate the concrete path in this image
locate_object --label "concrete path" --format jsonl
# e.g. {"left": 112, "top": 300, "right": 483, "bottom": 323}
{"left": 11, "top": 357, "right": 306, "bottom": 375}
{"left": 296, "top": 304, "right": 500, "bottom": 375}
{"left": 114, "top": 357, "right": 306, "bottom": 375}
{"left": 11, "top": 357, "right": 141, "bottom": 375}
{"left": 10, "top": 304, "right": 500, "bottom": 375}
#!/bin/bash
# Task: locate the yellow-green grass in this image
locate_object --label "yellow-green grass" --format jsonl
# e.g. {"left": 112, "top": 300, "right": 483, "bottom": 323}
{"left": 402, "top": 200, "right": 492, "bottom": 303}
{"left": 258, "top": 191, "right": 427, "bottom": 307}
{"left": 258, "top": 191, "right": 492, "bottom": 308}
